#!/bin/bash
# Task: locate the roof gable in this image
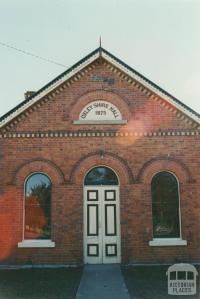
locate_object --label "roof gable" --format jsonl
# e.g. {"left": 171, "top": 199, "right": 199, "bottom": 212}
{"left": 1, "top": 47, "right": 200, "bottom": 130}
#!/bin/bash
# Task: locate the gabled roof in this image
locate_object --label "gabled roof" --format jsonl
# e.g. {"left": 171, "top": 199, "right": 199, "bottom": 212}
{"left": 1, "top": 46, "right": 200, "bottom": 128}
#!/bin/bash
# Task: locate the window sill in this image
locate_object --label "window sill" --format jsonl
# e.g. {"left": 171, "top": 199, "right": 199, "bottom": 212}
{"left": 149, "top": 238, "right": 187, "bottom": 247}
{"left": 18, "top": 240, "right": 55, "bottom": 248}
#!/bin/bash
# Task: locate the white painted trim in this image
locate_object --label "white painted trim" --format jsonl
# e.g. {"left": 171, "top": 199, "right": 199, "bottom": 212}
{"left": 23, "top": 172, "right": 52, "bottom": 241}
{"left": 151, "top": 171, "right": 183, "bottom": 241}
{"left": 149, "top": 238, "right": 187, "bottom": 246}
{"left": 18, "top": 240, "right": 55, "bottom": 248}
{"left": 1, "top": 49, "right": 199, "bottom": 129}
{"left": 73, "top": 120, "right": 127, "bottom": 125}
{"left": 84, "top": 185, "right": 121, "bottom": 264}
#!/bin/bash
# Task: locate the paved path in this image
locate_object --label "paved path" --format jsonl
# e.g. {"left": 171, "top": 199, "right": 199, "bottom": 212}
{"left": 76, "top": 264, "right": 130, "bottom": 299}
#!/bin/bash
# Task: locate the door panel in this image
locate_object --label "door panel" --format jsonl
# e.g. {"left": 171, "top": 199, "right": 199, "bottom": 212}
{"left": 84, "top": 186, "right": 120, "bottom": 264}
{"left": 87, "top": 205, "right": 98, "bottom": 236}
{"left": 105, "top": 204, "right": 116, "bottom": 236}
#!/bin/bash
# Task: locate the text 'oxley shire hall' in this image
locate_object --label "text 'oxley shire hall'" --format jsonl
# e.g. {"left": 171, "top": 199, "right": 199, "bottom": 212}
{"left": 0, "top": 47, "right": 200, "bottom": 266}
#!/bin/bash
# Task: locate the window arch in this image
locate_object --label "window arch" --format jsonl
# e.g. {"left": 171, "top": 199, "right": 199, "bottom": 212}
{"left": 24, "top": 173, "right": 52, "bottom": 240}
{"left": 151, "top": 171, "right": 180, "bottom": 238}
{"left": 84, "top": 166, "right": 118, "bottom": 185}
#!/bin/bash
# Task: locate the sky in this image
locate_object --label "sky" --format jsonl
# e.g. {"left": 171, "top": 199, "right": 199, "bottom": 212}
{"left": 0, "top": 0, "right": 200, "bottom": 117}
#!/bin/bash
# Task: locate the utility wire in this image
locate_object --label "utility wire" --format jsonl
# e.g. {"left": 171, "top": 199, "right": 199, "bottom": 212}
{"left": 0, "top": 41, "right": 67, "bottom": 68}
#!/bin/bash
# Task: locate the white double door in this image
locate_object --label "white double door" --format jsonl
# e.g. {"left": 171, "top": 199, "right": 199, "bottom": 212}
{"left": 84, "top": 186, "right": 121, "bottom": 264}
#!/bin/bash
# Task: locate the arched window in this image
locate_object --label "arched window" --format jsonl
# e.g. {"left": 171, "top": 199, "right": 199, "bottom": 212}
{"left": 151, "top": 171, "right": 180, "bottom": 238}
{"left": 84, "top": 166, "right": 118, "bottom": 185}
{"left": 25, "top": 173, "right": 51, "bottom": 240}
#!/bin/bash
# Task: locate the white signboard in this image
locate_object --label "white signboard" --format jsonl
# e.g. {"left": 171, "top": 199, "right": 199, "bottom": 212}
{"left": 79, "top": 101, "right": 122, "bottom": 121}
{"left": 166, "top": 263, "right": 198, "bottom": 296}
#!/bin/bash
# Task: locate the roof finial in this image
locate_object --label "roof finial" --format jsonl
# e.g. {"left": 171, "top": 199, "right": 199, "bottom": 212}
{"left": 99, "top": 36, "right": 102, "bottom": 56}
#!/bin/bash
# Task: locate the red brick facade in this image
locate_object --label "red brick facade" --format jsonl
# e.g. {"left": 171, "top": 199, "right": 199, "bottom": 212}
{"left": 0, "top": 48, "right": 200, "bottom": 265}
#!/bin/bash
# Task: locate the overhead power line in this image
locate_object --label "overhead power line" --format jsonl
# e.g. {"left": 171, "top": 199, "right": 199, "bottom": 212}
{"left": 0, "top": 41, "right": 67, "bottom": 68}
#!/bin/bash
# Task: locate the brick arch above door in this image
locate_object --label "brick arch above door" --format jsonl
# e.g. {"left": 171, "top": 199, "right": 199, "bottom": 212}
{"left": 68, "top": 151, "right": 135, "bottom": 185}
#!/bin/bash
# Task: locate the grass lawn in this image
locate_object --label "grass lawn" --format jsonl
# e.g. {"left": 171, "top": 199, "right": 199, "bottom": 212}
{"left": 0, "top": 267, "right": 83, "bottom": 299}
{"left": 122, "top": 265, "right": 200, "bottom": 299}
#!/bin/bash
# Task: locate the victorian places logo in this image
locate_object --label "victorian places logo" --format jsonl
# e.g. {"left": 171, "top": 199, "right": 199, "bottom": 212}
{"left": 166, "top": 264, "right": 198, "bottom": 295}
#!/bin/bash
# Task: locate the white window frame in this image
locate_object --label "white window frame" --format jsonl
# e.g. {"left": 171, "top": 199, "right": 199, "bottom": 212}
{"left": 18, "top": 172, "right": 55, "bottom": 248}
{"left": 149, "top": 171, "right": 187, "bottom": 247}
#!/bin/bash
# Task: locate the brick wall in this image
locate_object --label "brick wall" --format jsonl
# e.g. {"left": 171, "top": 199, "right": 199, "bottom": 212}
{"left": 0, "top": 58, "right": 200, "bottom": 265}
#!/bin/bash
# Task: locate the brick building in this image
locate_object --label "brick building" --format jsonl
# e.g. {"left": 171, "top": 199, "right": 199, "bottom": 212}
{"left": 0, "top": 47, "right": 200, "bottom": 266}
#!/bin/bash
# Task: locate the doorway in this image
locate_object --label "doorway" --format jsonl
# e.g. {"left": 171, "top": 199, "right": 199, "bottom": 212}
{"left": 84, "top": 166, "right": 121, "bottom": 264}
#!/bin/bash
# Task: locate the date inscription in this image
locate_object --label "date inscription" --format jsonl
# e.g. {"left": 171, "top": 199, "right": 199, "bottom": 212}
{"left": 80, "top": 100, "right": 121, "bottom": 120}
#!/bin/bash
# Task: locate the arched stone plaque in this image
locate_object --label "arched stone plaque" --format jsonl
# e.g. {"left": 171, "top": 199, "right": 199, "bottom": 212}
{"left": 79, "top": 100, "right": 122, "bottom": 121}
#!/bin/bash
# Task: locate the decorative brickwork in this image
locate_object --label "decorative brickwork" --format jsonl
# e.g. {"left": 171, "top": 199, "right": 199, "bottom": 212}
{"left": 137, "top": 157, "right": 194, "bottom": 184}
{"left": 70, "top": 89, "right": 131, "bottom": 121}
{"left": 0, "top": 49, "right": 200, "bottom": 266}
{"left": 69, "top": 151, "right": 134, "bottom": 185}
{"left": 13, "top": 158, "right": 65, "bottom": 186}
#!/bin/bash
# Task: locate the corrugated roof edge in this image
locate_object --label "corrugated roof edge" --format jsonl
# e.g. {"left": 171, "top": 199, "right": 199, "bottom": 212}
{"left": 0, "top": 46, "right": 199, "bottom": 123}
